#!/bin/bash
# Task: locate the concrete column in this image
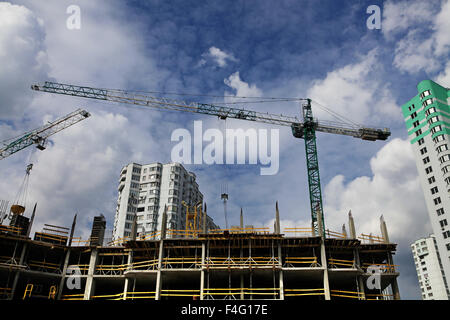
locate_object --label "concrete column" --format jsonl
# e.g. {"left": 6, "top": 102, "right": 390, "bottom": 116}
{"left": 317, "top": 209, "right": 330, "bottom": 300}
{"left": 10, "top": 242, "right": 28, "bottom": 300}
{"left": 123, "top": 250, "right": 133, "bottom": 300}
{"left": 387, "top": 252, "right": 401, "bottom": 300}
{"left": 348, "top": 211, "right": 356, "bottom": 239}
{"left": 380, "top": 215, "right": 390, "bottom": 244}
{"left": 83, "top": 248, "right": 98, "bottom": 300}
{"left": 57, "top": 248, "right": 72, "bottom": 300}
{"left": 155, "top": 207, "right": 167, "bottom": 300}
{"left": 200, "top": 241, "right": 206, "bottom": 300}
{"left": 354, "top": 248, "right": 366, "bottom": 300}
{"left": 275, "top": 202, "right": 280, "bottom": 234}
{"left": 342, "top": 224, "right": 347, "bottom": 238}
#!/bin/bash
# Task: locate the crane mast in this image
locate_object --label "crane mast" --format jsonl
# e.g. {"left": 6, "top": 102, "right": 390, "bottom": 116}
{"left": 0, "top": 108, "right": 90, "bottom": 160}
{"left": 31, "top": 81, "right": 391, "bottom": 237}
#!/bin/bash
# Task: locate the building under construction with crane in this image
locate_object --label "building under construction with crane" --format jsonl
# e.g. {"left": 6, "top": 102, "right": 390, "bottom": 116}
{"left": 0, "top": 80, "right": 400, "bottom": 300}
{"left": 0, "top": 202, "right": 400, "bottom": 301}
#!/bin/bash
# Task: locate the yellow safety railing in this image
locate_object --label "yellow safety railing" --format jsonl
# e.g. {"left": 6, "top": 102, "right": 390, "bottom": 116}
{"left": 28, "top": 260, "right": 61, "bottom": 271}
{"left": 208, "top": 227, "right": 270, "bottom": 235}
{"left": 283, "top": 227, "right": 314, "bottom": 237}
{"left": 365, "top": 293, "right": 394, "bottom": 300}
{"left": 284, "top": 288, "right": 325, "bottom": 297}
{"left": 160, "top": 289, "right": 200, "bottom": 297}
{"left": 0, "top": 287, "right": 11, "bottom": 295}
{"left": 325, "top": 229, "right": 347, "bottom": 239}
{"left": 204, "top": 256, "right": 279, "bottom": 268}
{"left": 361, "top": 263, "right": 397, "bottom": 273}
{"left": 0, "top": 224, "right": 23, "bottom": 235}
{"left": 328, "top": 258, "right": 355, "bottom": 268}
{"left": 284, "top": 257, "right": 319, "bottom": 267}
{"left": 60, "top": 293, "right": 84, "bottom": 301}
{"left": 359, "top": 233, "right": 386, "bottom": 244}
{"left": 34, "top": 232, "right": 67, "bottom": 245}
{"left": 330, "top": 289, "right": 364, "bottom": 299}
{"left": 204, "top": 288, "right": 279, "bottom": 298}
{"left": 124, "top": 291, "right": 156, "bottom": 300}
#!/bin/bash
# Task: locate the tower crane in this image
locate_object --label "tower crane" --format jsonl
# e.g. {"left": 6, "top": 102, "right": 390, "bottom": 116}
{"left": 0, "top": 108, "right": 90, "bottom": 160}
{"left": 31, "top": 81, "right": 391, "bottom": 236}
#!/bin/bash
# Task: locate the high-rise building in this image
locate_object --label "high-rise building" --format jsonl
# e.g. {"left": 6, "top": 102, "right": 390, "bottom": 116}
{"left": 90, "top": 214, "right": 106, "bottom": 246}
{"left": 113, "top": 162, "right": 218, "bottom": 241}
{"left": 402, "top": 80, "right": 450, "bottom": 293}
{"left": 411, "top": 235, "right": 449, "bottom": 300}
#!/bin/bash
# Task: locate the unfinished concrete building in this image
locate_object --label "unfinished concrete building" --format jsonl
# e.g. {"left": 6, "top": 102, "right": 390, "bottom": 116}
{"left": 0, "top": 205, "right": 400, "bottom": 301}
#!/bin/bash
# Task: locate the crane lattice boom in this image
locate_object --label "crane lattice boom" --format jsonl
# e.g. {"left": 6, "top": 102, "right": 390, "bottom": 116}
{"left": 31, "top": 81, "right": 391, "bottom": 237}
{"left": 0, "top": 108, "right": 90, "bottom": 160}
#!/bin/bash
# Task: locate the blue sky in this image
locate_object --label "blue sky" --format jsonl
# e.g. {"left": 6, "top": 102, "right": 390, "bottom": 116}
{"left": 1, "top": 0, "right": 450, "bottom": 300}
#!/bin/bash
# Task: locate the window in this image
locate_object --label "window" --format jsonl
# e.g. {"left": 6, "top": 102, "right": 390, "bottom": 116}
{"left": 428, "top": 116, "right": 440, "bottom": 125}
{"left": 420, "top": 90, "right": 431, "bottom": 99}
{"left": 418, "top": 138, "right": 425, "bottom": 146}
{"left": 439, "top": 154, "right": 450, "bottom": 164}
{"left": 431, "top": 125, "right": 442, "bottom": 134}
{"left": 125, "top": 223, "right": 131, "bottom": 229}
{"left": 420, "top": 147, "right": 427, "bottom": 155}
{"left": 437, "top": 144, "right": 449, "bottom": 153}
{"left": 423, "top": 157, "right": 430, "bottom": 164}
{"left": 411, "top": 112, "right": 418, "bottom": 119}
{"left": 425, "top": 166, "right": 433, "bottom": 174}
{"left": 431, "top": 186, "right": 439, "bottom": 195}
{"left": 437, "top": 208, "right": 445, "bottom": 216}
{"left": 433, "top": 135, "right": 446, "bottom": 143}
{"left": 425, "top": 107, "right": 436, "bottom": 117}
{"left": 413, "top": 120, "right": 420, "bottom": 127}
{"left": 422, "top": 98, "right": 433, "bottom": 107}
{"left": 443, "top": 230, "right": 450, "bottom": 239}
{"left": 428, "top": 176, "right": 435, "bottom": 184}
{"left": 446, "top": 243, "right": 450, "bottom": 251}
{"left": 434, "top": 197, "right": 442, "bottom": 205}
{"left": 416, "top": 129, "right": 423, "bottom": 137}
{"left": 439, "top": 219, "right": 448, "bottom": 228}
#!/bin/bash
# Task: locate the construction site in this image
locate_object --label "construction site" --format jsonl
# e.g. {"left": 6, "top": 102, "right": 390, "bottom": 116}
{"left": 0, "top": 202, "right": 400, "bottom": 301}
{"left": 0, "top": 82, "right": 399, "bottom": 301}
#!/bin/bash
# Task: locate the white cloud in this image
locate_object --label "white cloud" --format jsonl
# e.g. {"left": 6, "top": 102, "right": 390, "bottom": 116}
{"left": 201, "top": 46, "right": 237, "bottom": 68}
{"left": 224, "top": 71, "right": 262, "bottom": 98}
{"left": 383, "top": 0, "right": 450, "bottom": 75}
{"left": 0, "top": 2, "right": 49, "bottom": 120}
{"left": 306, "top": 50, "right": 400, "bottom": 125}
{"left": 323, "top": 138, "right": 429, "bottom": 244}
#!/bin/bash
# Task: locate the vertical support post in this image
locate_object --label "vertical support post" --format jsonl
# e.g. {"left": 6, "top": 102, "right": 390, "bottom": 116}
{"left": 202, "top": 203, "right": 207, "bottom": 234}
{"left": 348, "top": 211, "right": 356, "bottom": 239}
{"left": 354, "top": 248, "right": 366, "bottom": 300}
{"left": 275, "top": 202, "right": 280, "bottom": 234}
{"left": 317, "top": 209, "right": 330, "bottom": 300}
{"left": 57, "top": 248, "right": 72, "bottom": 300}
{"left": 26, "top": 203, "right": 37, "bottom": 238}
{"left": 83, "top": 248, "right": 98, "bottom": 300}
{"left": 10, "top": 242, "right": 28, "bottom": 300}
{"left": 123, "top": 250, "right": 133, "bottom": 300}
{"left": 380, "top": 215, "right": 390, "bottom": 244}
{"left": 342, "top": 224, "right": 347, "bottom": 238}
{"left": 200, "top": 240, "right": 206, "bottom": 300}
{"left": 155, "top": 206, "right": 167, "bottom": 300}
{"left": 68, "top": 213, "right": 77, "bottom": 246}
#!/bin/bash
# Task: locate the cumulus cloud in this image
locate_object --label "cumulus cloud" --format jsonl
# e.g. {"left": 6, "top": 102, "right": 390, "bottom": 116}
{"left": 224, "top": 71, "right": 263, "bottom": 98}
{"left": 306, "top": 50, "right": 400, "bottom": 125}
{"left": 323, "top": 138, "right": 429, "bottom": 243}
{"left": 200, "top": 46, "right": 237, "bottom": 68}
{"left": 383, "top": 0, "right": 450, "bottom": 75}
{"left": 0, "top": 2, "right": 49, "bottom": 120}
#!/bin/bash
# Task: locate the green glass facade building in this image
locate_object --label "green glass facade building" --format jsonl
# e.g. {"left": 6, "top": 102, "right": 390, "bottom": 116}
{"left": 402, "top": 80, "right": 450, "bottom": 299}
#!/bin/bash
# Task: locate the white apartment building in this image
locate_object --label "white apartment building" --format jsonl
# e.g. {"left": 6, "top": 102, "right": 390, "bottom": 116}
{"left": 113, "top": 162, "right": 218, "bottom": 241}
{"left": 402, "top": 80, "right": 450, "bottom": 292}
{"left": 411, "top": 235, "right": 450, "bottom": 300}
